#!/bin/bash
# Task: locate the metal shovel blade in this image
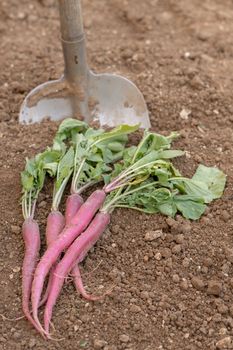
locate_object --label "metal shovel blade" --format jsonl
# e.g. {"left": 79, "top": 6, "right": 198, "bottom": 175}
{"left": 19, "top": 0, "right": 150, "bottom": 128}
{"left": 19, "top": 71, "right": 150, "bottom": 128}
{"left": 89, "top": 72, "right": 150, "bottom": 128}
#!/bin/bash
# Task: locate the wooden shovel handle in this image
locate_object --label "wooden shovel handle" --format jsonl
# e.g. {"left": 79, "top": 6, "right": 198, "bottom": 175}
{"left": 58, "top": 0, "right": 84, "bottom": 41}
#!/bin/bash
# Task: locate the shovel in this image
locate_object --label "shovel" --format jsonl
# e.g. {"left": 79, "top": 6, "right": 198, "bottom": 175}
{"left": 19, "top": 0, "right": 150, "bottom": 128}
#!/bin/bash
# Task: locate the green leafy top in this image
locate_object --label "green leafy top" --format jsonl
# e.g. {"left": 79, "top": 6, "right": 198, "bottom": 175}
{"left": 102, "top": 131, "right": 226, "bottom": 220}
{"left": 70, "top": 123, "right": 139, "bottom": 194}
{"left": 104, "top": 130, "right": 184, "bottom": 192}
{"left": 102, "top": 164, "right": 226, "bottom": 220}
{"left": 51, "top": 146, "right": 75, "bottom": 211}
{"left": 192, "top": 164, "right": 226, "bottom": 199}
{"left": 21, "top": 119, "right": 86, "bottom": 218}
{"left": 21, "top": 119, "right": 139, "bottom": 216}
{"left": 53, "top": 118, "right": 88, "bottom": 153}
{"left": 131, "top": 130, "right": 180, "bottom": 163}
{"left": 21, "top": 149, "right": 61, "bottom": 219}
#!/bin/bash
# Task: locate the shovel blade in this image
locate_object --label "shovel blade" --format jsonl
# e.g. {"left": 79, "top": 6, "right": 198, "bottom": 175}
{"left": 19, "top": 78, "right": 73, "bottom": 124}
{"left": 19, "top": 72, "right": 150, "bottom": 128}
{"left": 89, "top": 72, "right": 150, "bottom": 128}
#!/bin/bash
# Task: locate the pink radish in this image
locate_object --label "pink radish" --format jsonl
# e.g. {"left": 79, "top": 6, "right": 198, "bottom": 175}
{"left": 45, "top": 211, "right": 65, "bottom": 247}
{"left": 44, "top": 212, "right": 110, "bottom": 334}
{"left": 64, "top": 192, "right": 107, "bottom": 301}
{"left": 72, "top": 264, "right": 112, "bottom": 301}
{"left": 39, "top": 211, "right": 65, "bottom": 307}
{"left": 64, "top": 193, "right": 93, "bottom": 297}
{"left": 65, "top": 193, "right": 83, "bottom": 224}
{"left": 22, "top": 218, "right": 45, "bottom": 336}
{"left": 31, "top": 190, "right": 106, "bottom": 331}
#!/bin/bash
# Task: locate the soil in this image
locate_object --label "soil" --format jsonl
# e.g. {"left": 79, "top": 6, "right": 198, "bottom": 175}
{"left": 1, "top": 0, "right": 233, "bottom": 349}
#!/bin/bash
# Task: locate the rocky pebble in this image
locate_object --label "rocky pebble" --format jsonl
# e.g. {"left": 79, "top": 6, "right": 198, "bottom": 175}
{"left": 144, "top": 230, "right": 163, "bottom": 241}
{"left": 216, "top": 336, "right": 232, "bottom": 349}
{"left": 94, "top": 339, "right": 107, "bottom": 349}
{"left": 191, "top": 276, "right": 205, "bottom": 291}
{"left": 119, "top": 334, "right": 130, "bottom": 343}
{"left": 207, "top": 281, "right": 222, "bottom": 296}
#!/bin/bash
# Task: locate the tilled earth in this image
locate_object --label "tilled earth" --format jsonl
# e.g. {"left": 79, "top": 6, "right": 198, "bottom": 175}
{"left": 1, "top": 0, "right": 233, "bottom": 349}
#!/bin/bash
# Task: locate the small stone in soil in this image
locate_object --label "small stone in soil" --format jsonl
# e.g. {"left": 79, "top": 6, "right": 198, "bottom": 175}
{"left": 222, "top": 262, "right": 230, "bottom": 275}
{"left": 28, "top": 338, "right": 36, "bottom": 348}
{"left": 216, "top": 336, "right": 232, "bottom": 349}
{"left": 111, "top": 224, "right": 120, "bottom": 234}
{"left": 219, "top": 327, "right": 228, "bottom": 335}
{"left": 175, "top": 234, "right": 184, "bottom": 244}
{"left": 133, "top": 324, "right": 140, "bottom": 331}
{"left": 201, "top": 266, "right": 208, "bottom": 274}
{"left": 225, "top": 248, "right": 233, "bottom": 263}
{"left": 119, "top": 334, "right": 130, "bottom": 343}
{"left": 172, "top": 274, "right": 180, "bottom": 283}
{"left": 172, "top": 244, "right": 182, "bottom": 254}
{"left": 160, "top": 248, "right": 172, "bottom": 258}
{"left": 182, "top": 257, "right": 190, "bottom": 267}
{"left": 181, "top": 223, "right": 192, "bottom": 234}
{"left": 165, "top": 233, "right": 174, "bottom": 242}
{"left": 166, "top": 217, "right": 177, "bottom": 227}
{"left": 93, "top": 339, "right": 107, "bottom": 349}
{"left": 140, "top": 291, "right": 149, "bottom": 299}
{"left": 104, "top": 346, "right": 117, "bottom": 350}
{"left": 11, "top": 225, "right": 21, "bottom": 234}
{"left": 13, "top": 332, "right": 21, "bottom": 340}
{"left": 74, "top": 325, "right": 79, "bottom": 332}
{"left": 12, "top": 266, "right": 20, "bottom": 273}
{"left": 189, "top": 75, "right": 204, "bottom": 89}
{"left": 154, "top": 252, "right": 162, "bottom": 260}
{"left": 191, "top": 276, "right": 205, "bottom": 291}
{"left": 180, "top": 279, "right": 189, "bottom": 290}
{"left": 38, "top": 200, "right": 47, "bottom": 208}
{"left": 144, "top": 230, "right": 163, "bottom": 241}
{"left": 130, "top": 304, "right": 141, "bottom": 313}
{"left": 203, "top": 257, "right": 213, "bottom": 267}
{"left": 207, "top": 280, "right": 222, "bottom": 296}
{"left": 222, "top": 210, "right": 230, "bottom": 222}
{"left": 217, "top": 304, "right": 228, "bottom": 315}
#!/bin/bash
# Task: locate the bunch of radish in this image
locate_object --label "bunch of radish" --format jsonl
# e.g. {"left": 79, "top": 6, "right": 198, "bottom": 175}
{"left": 20, "top": 119, "right": 226, "bottom": 338}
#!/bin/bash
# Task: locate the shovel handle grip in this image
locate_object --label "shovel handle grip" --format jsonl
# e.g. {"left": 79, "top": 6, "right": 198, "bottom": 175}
{"left": 58, "top": 0, "right": 84, "bottom": 41}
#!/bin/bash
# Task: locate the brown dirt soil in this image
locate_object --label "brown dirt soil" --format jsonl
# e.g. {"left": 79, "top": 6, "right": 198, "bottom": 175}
{"left": 1, "top": 0, "right": 233, "bottom": 349}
